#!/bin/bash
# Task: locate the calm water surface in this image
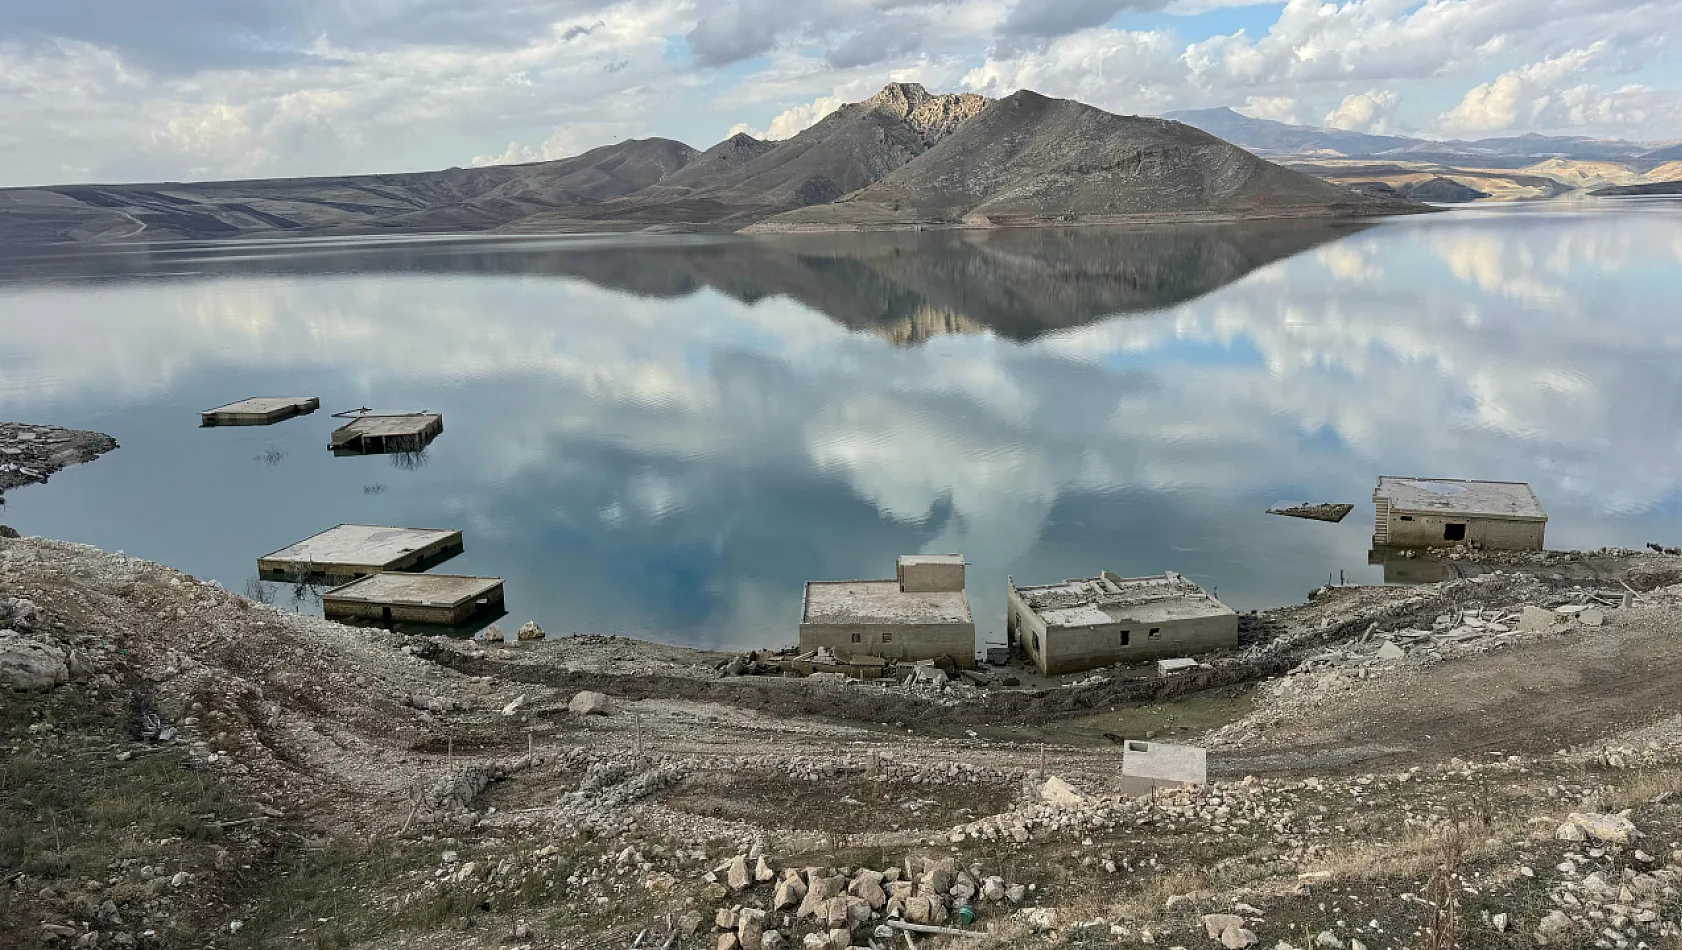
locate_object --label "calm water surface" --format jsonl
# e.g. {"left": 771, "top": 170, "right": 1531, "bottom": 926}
{"left": 2, "top": 201, "right": 1680, "bottom": 649}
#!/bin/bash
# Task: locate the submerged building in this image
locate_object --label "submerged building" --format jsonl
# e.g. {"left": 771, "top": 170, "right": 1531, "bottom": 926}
{"left": 799, "top": 555, "right": 976, "bottom": 668}
{"left": 1008, "top": 571, "right": 1237, "bottom": 675}
{"left": 1372, "top": 477, "right": 1546, "bottom": 550}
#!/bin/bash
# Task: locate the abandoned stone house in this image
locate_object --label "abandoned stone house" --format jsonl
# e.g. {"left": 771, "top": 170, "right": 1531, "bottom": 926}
{"left": 1372, "top": 476, "right": 1546, "bottom": 550}
{"left": 798, "top": 555, "right": 976, "bottom": 668}
{"left": 1007, "top": 571, "right": 1238, "bottom": 675}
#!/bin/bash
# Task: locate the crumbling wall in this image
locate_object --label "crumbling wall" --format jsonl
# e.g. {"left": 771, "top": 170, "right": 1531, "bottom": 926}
{"left": 1007, "top": 585, "right": 1050, "bottom": 673}
{"left": 1038, "top": 613, "right": 1238, "bottom": 675}
{"left": 1386, "top": 514, "right": 1545, "bottom": 550}
{"left": 797, "top": 621, "right": 975, "bottom": 667}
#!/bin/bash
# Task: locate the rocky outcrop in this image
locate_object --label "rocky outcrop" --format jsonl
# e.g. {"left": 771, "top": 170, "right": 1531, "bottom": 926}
{"left": 0, "top": 629, "right": 69, "bottom": 690}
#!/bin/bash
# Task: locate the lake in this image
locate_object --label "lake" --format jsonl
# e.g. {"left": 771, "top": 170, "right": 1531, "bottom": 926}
{"left": 2, "top": 200, "right": 1680, "bottom": 650}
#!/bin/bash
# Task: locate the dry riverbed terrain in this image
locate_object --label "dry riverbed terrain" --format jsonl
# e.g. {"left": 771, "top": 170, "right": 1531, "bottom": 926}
{"left": 3, "top": 431, "right": 1682, "bottom": 949}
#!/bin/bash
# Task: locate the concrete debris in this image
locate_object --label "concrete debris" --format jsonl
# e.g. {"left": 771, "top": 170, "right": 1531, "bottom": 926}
{"left": 1374, "top": 641, "right": 1404, "bottom": 661}
{"left": 1266, "top": 502, "right": 1354, "bottom": 523}
{"left": 568, "top": 690, "right": 613, "bottom": 716}
{"left": 1038, "top": 775, "right": 1089, "bottom": 808}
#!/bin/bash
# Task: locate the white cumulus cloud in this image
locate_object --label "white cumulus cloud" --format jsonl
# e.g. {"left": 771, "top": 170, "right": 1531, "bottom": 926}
{"left": 1323, "top": 89, "right": 1400, "bottom": 133}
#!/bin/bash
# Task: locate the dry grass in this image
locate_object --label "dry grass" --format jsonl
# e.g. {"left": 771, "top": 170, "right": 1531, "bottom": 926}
{"left": 1421, "top": 820, "right": 1466, "bottom": 950}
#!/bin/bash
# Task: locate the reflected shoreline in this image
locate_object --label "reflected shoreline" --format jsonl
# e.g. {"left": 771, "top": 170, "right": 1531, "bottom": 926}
{"left": 0, "top": 220, "right": 1372, "bottom": 343}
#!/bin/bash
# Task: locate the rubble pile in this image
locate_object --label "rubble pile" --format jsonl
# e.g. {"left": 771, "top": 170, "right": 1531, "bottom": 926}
{"left": 1209, "top": 585, "right": 1642, "bottom": 749}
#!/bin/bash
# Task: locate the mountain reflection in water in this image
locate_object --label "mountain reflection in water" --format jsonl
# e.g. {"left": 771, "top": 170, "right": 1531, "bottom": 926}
{"left": 0, "top": 221, "right": 1368, "bottom": 343}
{"left": 2, "top": 203, "right": 1680, "bottom": 650}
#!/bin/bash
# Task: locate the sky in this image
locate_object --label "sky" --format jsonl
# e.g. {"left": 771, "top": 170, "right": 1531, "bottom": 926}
{"left": 1, "top": 0, "right": 1680, "bottom": 186}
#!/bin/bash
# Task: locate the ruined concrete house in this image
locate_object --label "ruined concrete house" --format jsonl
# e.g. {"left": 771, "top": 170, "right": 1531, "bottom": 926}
{"left": 1007, "top": 571, "right": 1237, "bottom": 675}
{"left": 1372, "top": 477, "right": 1546, "bottom": 550}
{"left": 799, "top": 555, "right": 975, "bottom": 668}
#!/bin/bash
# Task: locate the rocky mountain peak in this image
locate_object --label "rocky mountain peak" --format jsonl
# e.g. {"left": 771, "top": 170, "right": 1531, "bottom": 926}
{"left": 862, "top": 82, "right": 992, "bottom": 146}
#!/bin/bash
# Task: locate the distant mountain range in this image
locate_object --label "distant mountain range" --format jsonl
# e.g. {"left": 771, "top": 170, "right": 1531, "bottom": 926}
{"left": 0, "top": 84, "right": 1419, "bottom": 245}
{"left": 1162, "top": 107, "right": 1682, "bottom": 168}
{"left": 1159, "top": 107, "right": 1682, "bottom": 203}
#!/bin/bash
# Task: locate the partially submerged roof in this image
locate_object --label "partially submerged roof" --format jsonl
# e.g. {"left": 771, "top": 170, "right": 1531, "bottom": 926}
{"left": 1014, "top": 571, "right": 1233, "bottom": 629}
{"left": 802, "top": 580, "right": 972, "bottom": 626}
{"left": 323, "top": 573, "right": 502, "bottom": 608}
{"left": 260, "top": 524, "right": 460, "bottom": 569}
{"left": 1374, "top": 477, "right": 1545, "bottom": 520}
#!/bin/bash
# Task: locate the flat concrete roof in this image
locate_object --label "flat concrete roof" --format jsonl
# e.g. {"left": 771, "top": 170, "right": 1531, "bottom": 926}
{"left": 204, "top": 397, "right": 318, "bottom": 415}
{"left": 323, "top": 573, "right": 502, "bottom": 608}
{"left": 1375, "top": 476, "right": 1545, "bottom": 520}
{"left": 334, "top": 413, "right": 441, "bottom": 438}
{"left": 1015, "top": 572, "right": 1233, "bottom": 629}
{"left": 898, "top": 554, "right": 963, "bottom": 567}
{"left": 802, "top": 580, "right": 972, "bottom": 625}
{"left": 260, "top": 524, "right": 461, "bottom": 570}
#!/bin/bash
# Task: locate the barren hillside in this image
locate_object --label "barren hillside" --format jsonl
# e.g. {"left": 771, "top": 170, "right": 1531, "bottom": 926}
{"left": 507, "top": 83, "right": 992, "bottom": 231}
{"left": 750, "top": 91, "right": 1421, "bottom": 232}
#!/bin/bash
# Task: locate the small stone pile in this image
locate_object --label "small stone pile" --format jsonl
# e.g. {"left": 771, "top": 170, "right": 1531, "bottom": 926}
{"left": 705, "top": 853, "right": 1028, "bottom": 949}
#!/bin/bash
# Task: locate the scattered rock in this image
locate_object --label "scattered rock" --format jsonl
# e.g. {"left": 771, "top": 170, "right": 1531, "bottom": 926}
{"left": 1024, "top": 907, "right": 1058, "bottom": 933}
{"left": 1203, "top": 915, "right": 1246, "bottom": 940}
{"left": 1375, "top": 641, "right": 1405, "bottom": 661}
{"left": 797, "top": 872, "right": 845, "bottom": 920}
{"left": 1221, "top": 928, "right": 1258, "bottom": 949}
{"left": 773, "top": 872, "right": 807, "bottom": 911}
{"left": 500, "top": 694, "right": 527, "bottom": 716}
{"left": 517, "top": 621, "right": 545, "bottom": 640}
{"left": 1566, "top": 812, "right": 1638, "bottom": 844}
{"left": 569, "top": 691, "right": 613, "bottom": 716}
{"left": 725, "top": 854, "right": 751, "bottom": 892}
{"left": 1536, "top": 910, "right": 1572, "bottom": 944}
{"left": 737, "top": 908, "right": 766, "bottom": 948}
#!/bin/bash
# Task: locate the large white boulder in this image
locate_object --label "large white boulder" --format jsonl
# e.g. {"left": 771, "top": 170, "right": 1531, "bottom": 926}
{"left": 0, "top": 630, "right": 68, "bottom": 690}
{"left": 568, "top": 691, "right": 614, "bottom": 716}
